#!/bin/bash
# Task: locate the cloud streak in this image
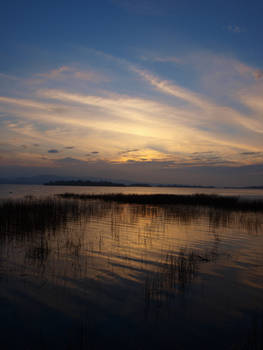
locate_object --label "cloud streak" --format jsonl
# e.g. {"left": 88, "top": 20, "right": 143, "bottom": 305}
{"left": 33, "top": 66, "right": 109, "bottom": 83}
{"left": 1, "top": 50, "right": 263, "bottom": 186}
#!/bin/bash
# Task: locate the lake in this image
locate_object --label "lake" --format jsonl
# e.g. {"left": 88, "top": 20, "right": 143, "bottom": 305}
{"left": 1, "top": 184, "right": 263, "bottom": 199}
{"left": 0, "top": 189, "right": 262, "bottom": 349}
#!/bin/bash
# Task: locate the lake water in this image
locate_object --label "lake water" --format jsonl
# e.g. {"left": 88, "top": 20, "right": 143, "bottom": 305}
{"left": 1, "top": 184, "right": 263, "bottom": 199}
{"left": 0, "top": 189, "right": 262, "bottom": 349}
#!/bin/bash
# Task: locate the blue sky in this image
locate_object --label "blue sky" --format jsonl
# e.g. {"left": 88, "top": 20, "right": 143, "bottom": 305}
{"left": 0, "top": 0, "right": 263, "bottom": 185}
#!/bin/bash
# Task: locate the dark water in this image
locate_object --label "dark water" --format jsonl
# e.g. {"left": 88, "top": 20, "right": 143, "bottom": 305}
{"left": 0, "top": 198, "right": 262, "bottom": 349}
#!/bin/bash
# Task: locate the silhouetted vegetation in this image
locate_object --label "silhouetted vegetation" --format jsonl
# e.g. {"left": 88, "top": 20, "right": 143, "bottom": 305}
{"left": 58, "top": 193, "right": 263, "bottom": 211}
{"left": 144, "top": 250, "right": 199, "bottom": 304}
{"left": 0, "top": 196, "right": 88, "bottom": 238}
{"left": 144, "top": 247, "right": 220, "bottom": 309}
{"left": 0, "top": 195, "right": 262, "bottom": 350}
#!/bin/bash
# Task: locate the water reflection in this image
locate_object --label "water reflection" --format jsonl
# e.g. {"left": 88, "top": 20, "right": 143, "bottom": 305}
{"left": 0, "top": 197, "right": 262, "bottom": 349}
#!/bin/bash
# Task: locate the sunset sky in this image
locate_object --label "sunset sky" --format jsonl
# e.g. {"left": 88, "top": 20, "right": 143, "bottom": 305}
{"left": 1, "top": 0, "right": 263, "bottom": 186}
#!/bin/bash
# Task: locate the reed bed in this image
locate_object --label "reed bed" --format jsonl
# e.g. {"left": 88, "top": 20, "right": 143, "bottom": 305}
{"left": 0, "top": 196, "right": 84, "bottom": 238}
{"left": 58, "top": 193, "right": 263, "bottom": 212}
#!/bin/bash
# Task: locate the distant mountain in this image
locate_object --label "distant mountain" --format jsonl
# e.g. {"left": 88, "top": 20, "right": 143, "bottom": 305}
{"left": 0, "top": 174, "right": 261, "bottom": 189}
{"left": 0, "top": 175, "right": 87, "bottom": 185}
{"left": 156, "top": 184, "right": 216, "bottom": 188}
{"left": 44, "top": 180, "right": 126, "bottom": 187}
{"left": 0, "top": 174, "right": 153, "bottom": 186}
{"left": 0, "top": 175, "right": 149, "bottom": 186}
{"left": 223, "top": 186, "right": 263, "bottom": 189}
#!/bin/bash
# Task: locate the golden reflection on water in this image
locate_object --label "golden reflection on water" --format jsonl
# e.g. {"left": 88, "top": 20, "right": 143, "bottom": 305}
{"left": 1, "top": 201, "right": 262, "bottom": 284}
{"left": 0, "top": 200, "right": 262, "bottom": 297}
{"left": 0, "top": 199, "right": 263, "bottom": 349}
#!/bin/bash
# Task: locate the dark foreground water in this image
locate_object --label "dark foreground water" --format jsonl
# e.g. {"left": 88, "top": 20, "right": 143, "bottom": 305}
{"left": 0, "top": 197, "right": 262, "bottom": 349}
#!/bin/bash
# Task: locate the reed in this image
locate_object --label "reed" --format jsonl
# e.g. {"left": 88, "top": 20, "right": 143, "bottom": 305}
{"left": 0, "top": 196, "right": 83, "bottom": 238}
{"left": 58, "top": 193, "right": 263, "bottom": 212}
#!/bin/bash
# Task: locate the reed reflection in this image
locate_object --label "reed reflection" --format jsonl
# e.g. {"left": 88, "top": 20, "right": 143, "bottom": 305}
{"left": 0, "top": 197, "right": 262, "bottom": 281}
{"left": 0, "top": 196, "right": 262, "bottom": 349}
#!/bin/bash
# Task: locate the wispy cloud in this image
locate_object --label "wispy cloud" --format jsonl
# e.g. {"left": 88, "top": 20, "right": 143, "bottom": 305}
{"left": 31, "top": 66, "right": 109, "bottom": 84}
{"left": 132, "top": 66, "right": 210, "bottom": 108}
{"left": 119, "top": 149, "right": 140, "bottom": 155}
{"left": 252, "top": 70, "right": 263, "bottom": 80}
{"left": 0, "top": 96, "right": 62, "bottom": 111}
{"left": 48, "top": 149, "right": 59, "bottom": 153}
{"left": 132, "top": 65, "right": 263, "bottom": 138}
{"left": 37, "top": 66, "right": 72, "bottom": 79}
{"left": 0, "top": 73, "right": 19, "bottom": 81}
{"left": 140, "top": 55, "right": 181, "bottom": 64}
{"left": 1, "top": 51, "right": 263, "bottom": 180}
{"left": 227, "top": 25, "right": 242, "bottom": 33}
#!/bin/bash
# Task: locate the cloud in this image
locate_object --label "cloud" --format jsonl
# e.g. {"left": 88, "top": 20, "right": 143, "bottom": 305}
{"left": 1, "top": 50, "right": 263, "bottom": 182}
{"left": 2, "top": 79, "right": 263, "bottom": 164}
{"left": 37, "top": 66, "right": 72, "bottom": 79}
{"left": 233, "top": 63, "right": 263, "bottom": 81}
{"left": 119, "top": 149, "right": 140, "bottom": 154}
{"left": 73, "top": 71, "right": 108, "bottom": 82}
{"left": 241, "top": 152, "right": 258, "bottom": 155}
{"left": 33, "top": 66, "right": 108, "bottom": 84}
{"left": 132, "top": 66, "right": 210, "bottom": 108}
{"left": 55, "top": 157, "right": 86, "bottom": 164}
{"left": 0, "top": 73, "right": 19, "bottom": 81}
{"left": 140, "top": 55, "right": 181, "bottom": 64}
{"left": 0, "top": 96, "right": 58, "bottom": 111}
{"left": 227, "top": 25, "right": 242, "bottom": 33}
{"left": 252, "top": 70, "right": 263, "bottom": 80}
{"left": 48, "top": 149, "right": 59, "bottom": 153}
{"left": 132, "top": 65, "right": 263, "bottom": 138}
{"left": 240, "top": 152, "right": 263, "bottom": 156}
{"left": 237, "top": 89, "right": 263, "bottom": 119}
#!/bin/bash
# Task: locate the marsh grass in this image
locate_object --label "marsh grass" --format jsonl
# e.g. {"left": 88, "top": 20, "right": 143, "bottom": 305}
{"left": 0, "top": 195, "right": 261, "bottom": 245}
{"left": 144, "top": 249, "right": 214, "bottom": 307}
{"left": 0, "top": 196, "right": 108, "bottom": 241}
{"left": 0, "top": 195, "right": 262, "bottom": 349}
{"left": 58, "top": 193, "right": 263, "bottom": 212}
{"left": 25, "top": 237, "right": 50, "bottom": 267}
{"left": 57, "top": 193, "right": 263, "bottom": 234}
{"left": 0, "top": 197, "right": 82, "bottom": 237}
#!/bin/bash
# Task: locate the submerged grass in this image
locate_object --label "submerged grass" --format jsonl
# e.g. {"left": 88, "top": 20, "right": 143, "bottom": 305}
{"left": 58, "top": 193, "right": 263, "bottom": 212}
{"left": 0, "top": 196, "right": 84, "bottom": 238}
{"left": 144, "top": 248, "right": 215, "bottom": 307}
{"left": 0, "top": 194, "right": 262, "bottom": 349}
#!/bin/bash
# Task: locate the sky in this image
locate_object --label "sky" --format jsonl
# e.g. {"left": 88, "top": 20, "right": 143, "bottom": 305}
{"left": 0, "top": 0, "right": 263, "bottom": 186}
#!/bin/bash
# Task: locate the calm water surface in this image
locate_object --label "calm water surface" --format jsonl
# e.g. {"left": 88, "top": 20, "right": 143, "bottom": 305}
{"left": 0, "top": 195, "right": 262, "bottom": 349}
{"left": 1, "top": 184, "right": 263, "bottom": 199}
